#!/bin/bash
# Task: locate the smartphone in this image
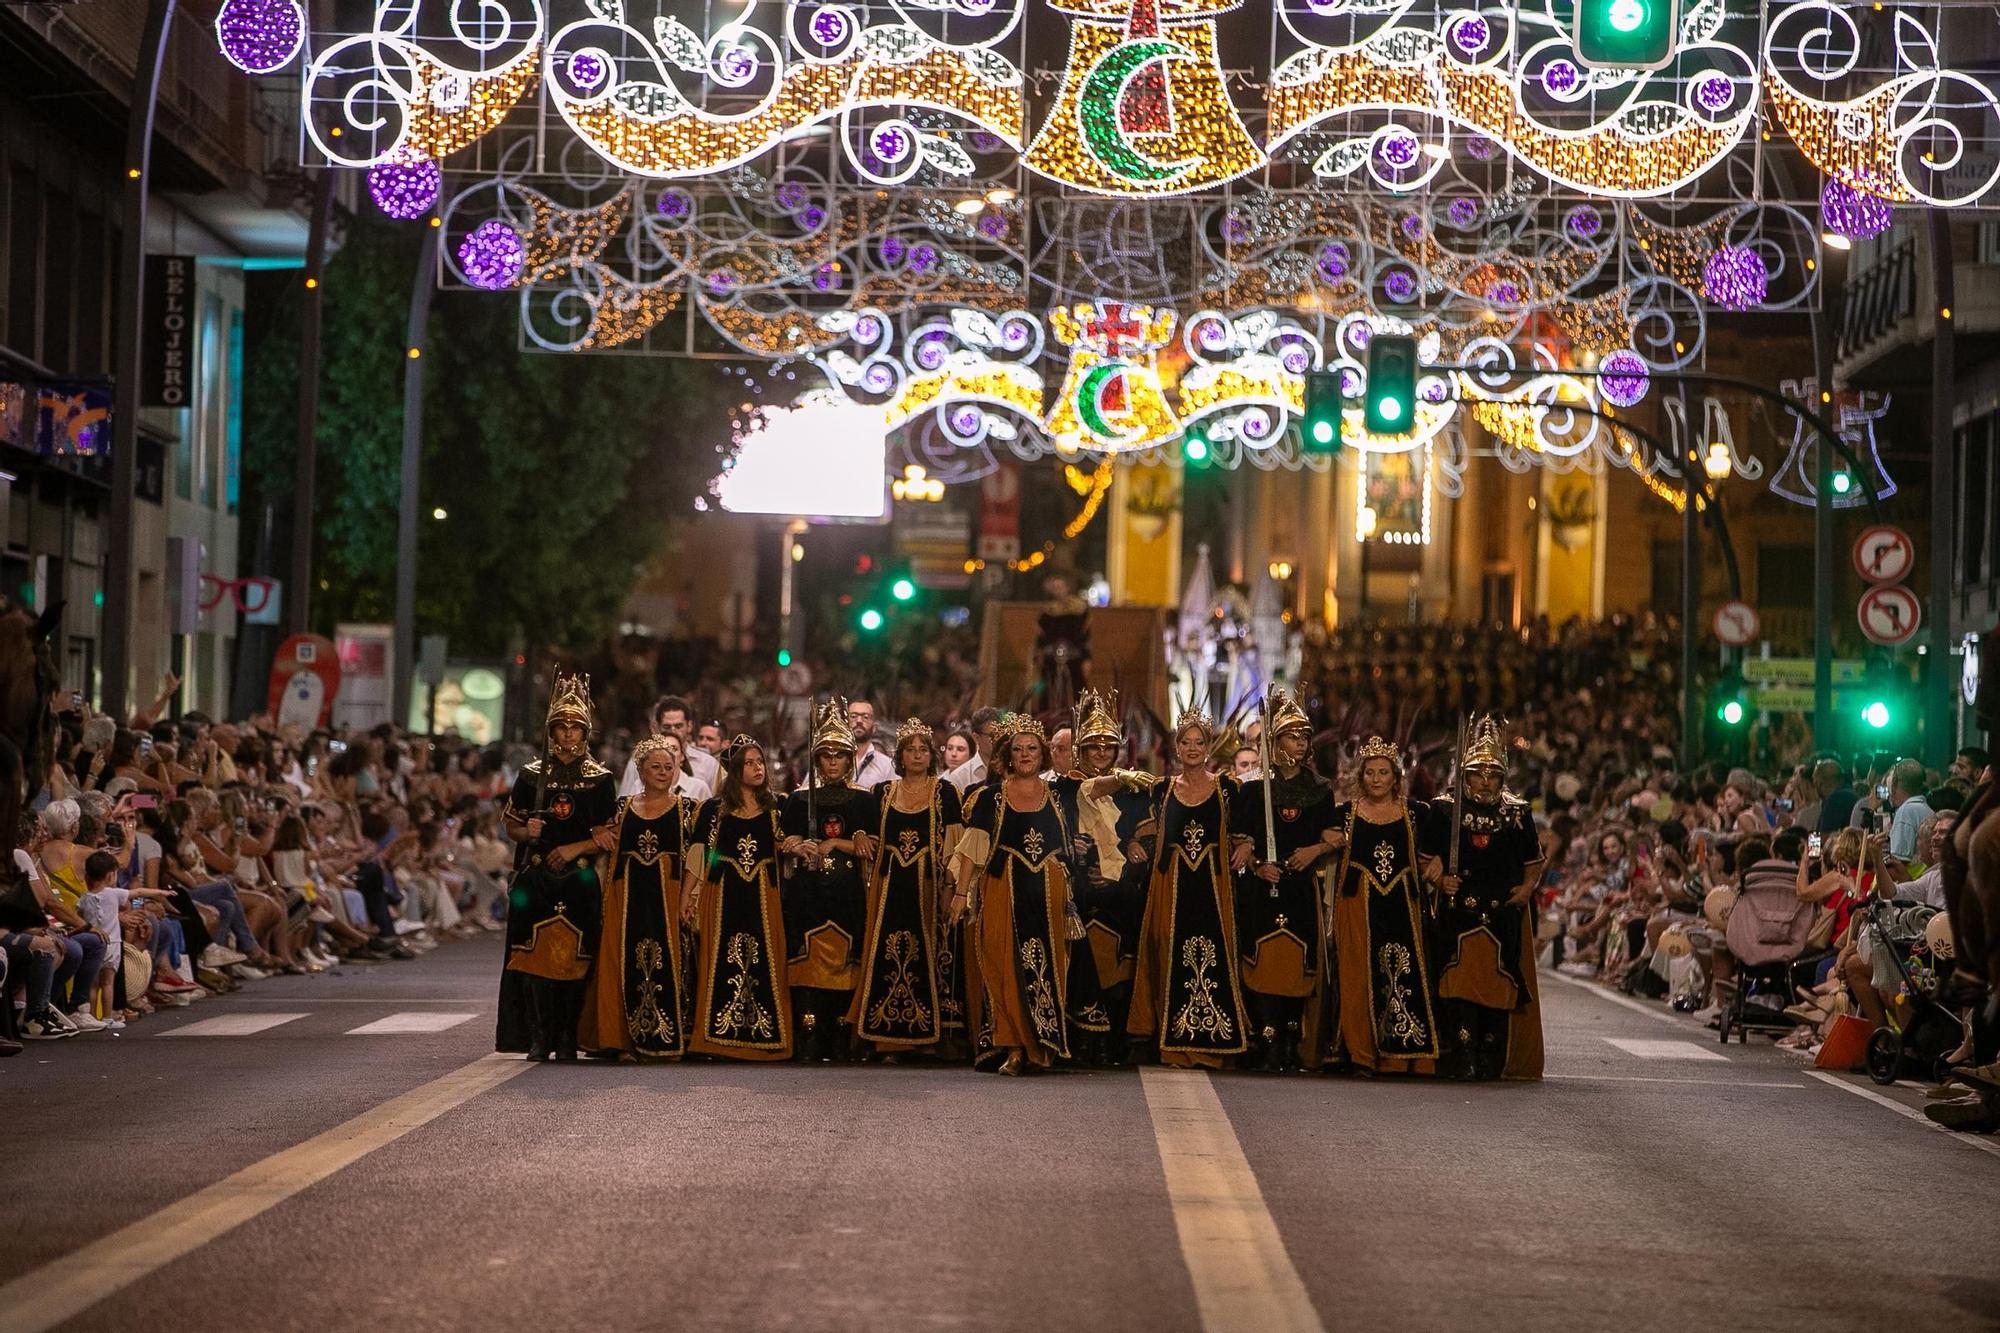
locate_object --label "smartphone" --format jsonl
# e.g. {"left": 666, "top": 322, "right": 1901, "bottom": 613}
{"left": 1774, "top": 797, "right": 1793, "bottom": 812}
{"left": 137, "top": 737, "right": 154, "bottom": 758}
{"left": 1807, "top": 832, "right": 1822, "bottom": 859}
{"left": 129, "top": 794, "right": 158, "bottom": 811}
{"left": 1875, "top": 782, "right": 1891, "bottom": 802}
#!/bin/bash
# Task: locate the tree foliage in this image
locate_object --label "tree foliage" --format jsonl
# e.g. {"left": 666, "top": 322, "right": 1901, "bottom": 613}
{"left": 242, "top": 210, "right": 730, "bottom": 658}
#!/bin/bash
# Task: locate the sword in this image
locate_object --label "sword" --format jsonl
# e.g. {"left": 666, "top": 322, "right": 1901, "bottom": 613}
{"left": 1447, "top": 713, "right": 1466, "bottom": 881}
{"left": 1259, "top": 686, "right": 1278, "bottom": 867}
{"left": 805, "top": 692, "right": 819, "bottom": 860}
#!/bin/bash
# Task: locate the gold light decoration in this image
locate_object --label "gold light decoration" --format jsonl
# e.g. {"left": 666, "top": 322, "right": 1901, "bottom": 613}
{"left": 404, "top": 51, "right": 539, "bottom": 163}
{"left": 580, "top": 273, "right": 681, "bottom": 351}
{"left": 1025, "top": 0, "right": 1263, "bottom": 194}
{"left": 1043, "top": 301, "right": 1183, "bottom": 452}
{"left": 885, "top": 365, "right": 1045, "bottom": 430}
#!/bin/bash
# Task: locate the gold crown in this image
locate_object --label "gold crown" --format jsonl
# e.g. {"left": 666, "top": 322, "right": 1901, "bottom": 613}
{"left": 1073, "top": 687, "right": 1121, "bottom": 745}
{"left": 1462, "top": 715, "right": 1508, "bottom": 771}
{"left": 1001, "top": 714, "right": 1047, "bottom": 743}
{"left": 811, "top": 697, "right": 855, "bottom": 756}
{"left": 895, "top": 717, "right": 933, "bottom": 747}
{"left": 1172, "top": 705, "right": 1215, "bottom": 740}
{"left": 721, "top": 733, "right": 761, "bottom": 766}
{"left": 1266, "top": 685, "right": 1312, "bottom": 738}
{"left": 1357, "top": 735, "right": 1400, "bottom": 762}
{"left": 630, "top": 734, "right": 677, "bottom": 770}
{"left": 544, "top": 670, "right": 594, "bottom": 733}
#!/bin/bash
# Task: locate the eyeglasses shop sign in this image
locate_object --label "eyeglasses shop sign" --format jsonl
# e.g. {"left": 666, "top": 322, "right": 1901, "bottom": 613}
{"left": 141, "top": 254, "right": 196, "bottom": 408}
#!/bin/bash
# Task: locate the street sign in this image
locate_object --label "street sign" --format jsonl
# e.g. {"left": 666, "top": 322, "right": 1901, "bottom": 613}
{"left": 1857, "top": 584, "right": 1922, "bottom": 645}
{"left": 1741, "top": 657, "right": 1863, "bottom": 686}
{"left": 1711, "top": 600, "right": 1759, "bottom": 646}
{"left": 1751, "top": 686, "right": 1864, "bottom": 713}
{"left": 1852, "top": 524, "right": 1915, "bottom": 584}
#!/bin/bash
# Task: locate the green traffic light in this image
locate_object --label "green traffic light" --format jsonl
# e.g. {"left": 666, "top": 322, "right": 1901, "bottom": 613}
{"left": 1831, "top": 470, "right": 1854, "bottom": 496}
{"left": 1862, "top": 699, "right": 1891, "bottom": 729}
{"left": 1363, "top": 334, "right": 1419, "bottom": 437}
{"left": 858, "top": 608, "right": 884, "bottom": 632}
{"left": 1311, "top": 419, "right": 1334, "bottom": 445}
{"left": 1184, "top": 437, "right": 1210, "bottom": 463}
{"left": 1574, "top": 0, "right": 1678, "bottom": 67}
{"left": 777, "top": 649, "right": 792, "bottom": 667}
{"left": 1608, "top": 0, "right": 1645, "bottom": 32}
{"left": 1375, "top": 396, "right": 1403, "bottom": 423}
{"left": 1716, "top": 698, "right": 1745, "bottom": 726}
{"left": 891, "top": 577, "right": 916, "bottom": 601}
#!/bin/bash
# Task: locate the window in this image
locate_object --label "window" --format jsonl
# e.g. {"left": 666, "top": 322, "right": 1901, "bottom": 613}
{"left": 1961, "top": 416, "right": 1992, "bottom": 586}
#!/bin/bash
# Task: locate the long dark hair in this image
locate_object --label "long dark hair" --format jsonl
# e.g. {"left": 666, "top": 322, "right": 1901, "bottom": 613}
{"left": 718, "top": 740, "right": 773, "bottom": 814}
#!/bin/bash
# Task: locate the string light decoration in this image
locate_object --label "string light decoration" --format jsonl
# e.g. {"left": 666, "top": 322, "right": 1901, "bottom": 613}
{"left": 1061, "top": 460, "right": 1116, "bottom": 539}
{"left": 1024, "top": 0, "right": 1262, "bottom": 194}
{"left": 214, "top": 0, "right": 304, "bottom": 74}
{"left": 1701, "top": 244, "right": 1768, "bottom": 310}
{"left": 1820, "top": 178, "right": 1892, "bottom": 241}
{"left": 458, "top": 221, "right": 527, "bottom": 291}
{"left": 368, "top": 158, "right": 442, "bottom": 220}
{"left": 1599, "top": 350, "right": 1651, "bottom": 407}
{"left": 1042, "top": 300, "right": 1182, "bottom": 451}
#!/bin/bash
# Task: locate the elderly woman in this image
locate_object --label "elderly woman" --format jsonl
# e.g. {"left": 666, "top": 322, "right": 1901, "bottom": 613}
{"left": 850, "top": 719, "right": 963, "bottom": 1056}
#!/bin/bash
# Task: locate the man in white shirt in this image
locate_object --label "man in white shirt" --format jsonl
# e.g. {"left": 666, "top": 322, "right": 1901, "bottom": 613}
{"left": 847, "top": 699, "right": 895, "bottom": 790}
{"left": 619, "top": 695, "right": 719, "bottom": 798}
{"left": 695, "top": 721, "right": 726, "bottom": 759}
{"left": 1895, "top": 809, "right": 1957, "bottom": 909}
{"left": 943, "top": 707, "right": 1003, "bottom": 793}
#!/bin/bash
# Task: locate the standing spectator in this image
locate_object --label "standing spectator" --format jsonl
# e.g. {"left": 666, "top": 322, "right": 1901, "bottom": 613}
{"left": 943, "top": 707, "right": 1003, "bottom": 793}
{"left": 846, "top": 699, "right": 894, "bottom": 789}
{"left": 619, "top": 695, "right": 718, "bottom": 797}
{"left": 1884, "top": 759, "right": 1934, "bottom": 870}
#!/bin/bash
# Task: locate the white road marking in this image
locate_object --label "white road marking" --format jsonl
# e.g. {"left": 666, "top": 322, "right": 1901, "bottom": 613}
{"left": 162, "top": 1012, "right": 310, "bottom": 1037}
{"left": 1804, "top": 1071, "right": 2000, "bottom": 1162}
{"left": 1140, "top": 1067, "right": 1323, "bottom": 1333}
{"left": 0, "top": 1053, "right": 532, "bottom": 1333}
{"left": 1542, "top": 968, "right": 1684, "bottom": 1025}
{"left": 1547, "top": 1074, "right": 1803, "bottom": 1088}
{"left": 1602, "top": 1038, "right": 1731, "bottom": 1063}
{"left": 346, "top": 1012, "right": 479, "bottom": 1035}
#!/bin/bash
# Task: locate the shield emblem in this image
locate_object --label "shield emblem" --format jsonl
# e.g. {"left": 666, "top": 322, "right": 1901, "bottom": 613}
{"left": 551, "top": 794, "right": 574, "bottom": 821}
{"left": 1279, "top": 806, "right": 1300, "bottom": 823}
{"left": 821, "top": 815, "right": 845, "bottom": 839}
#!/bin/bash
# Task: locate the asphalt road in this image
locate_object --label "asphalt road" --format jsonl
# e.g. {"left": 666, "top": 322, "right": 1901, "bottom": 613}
{"left": 4, "top": 935, "right": 1997, "bottom": 1333}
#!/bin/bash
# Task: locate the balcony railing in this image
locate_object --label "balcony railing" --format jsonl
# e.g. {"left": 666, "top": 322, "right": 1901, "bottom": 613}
{"left": 1837, "top": 236, "right": 1919, "bottom": 362}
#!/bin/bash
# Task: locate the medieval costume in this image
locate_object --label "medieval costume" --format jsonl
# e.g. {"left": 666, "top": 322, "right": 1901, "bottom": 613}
{"left": 687, "top": 737, "right": 793, "bottom": 1060}
{"left": 1128, "top": 709, "right": 1252, "bottom": 1069}
{"left": 780, "top": 700, "right": 880, "bottom": 1060}
{"left": 1052, "top": 687, "right": 1154, "bottom": 1065}
{"left": 1422, "top": 717, "right": 1546, "bottom": 1081}
{"left": 578, "top": 736, "right": 695, "bottom": 1059}
{"left": 497, "top": 672, "right": 619, "bottom": 1061}
{"left": 1233, "top": 686, "right": 1338, "bottom": 1071}
{"left": 1327, "top": 736, "right": 1439, "bottom": 1074}
{"left": 951, "top": 716, "right": 1078, "bottom": 1074}
{"left": 849, "top": 719, "right": 963, "bottom": 1053}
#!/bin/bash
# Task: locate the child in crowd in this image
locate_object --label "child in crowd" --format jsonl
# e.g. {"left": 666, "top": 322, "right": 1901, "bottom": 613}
{"left": 77, "top": 848, "right": 174, "bottom": 1029}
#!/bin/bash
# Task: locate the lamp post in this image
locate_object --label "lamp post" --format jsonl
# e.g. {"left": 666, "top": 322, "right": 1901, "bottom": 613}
{"left": 1356, "top": 505, "right": 1378, "bottom": 624}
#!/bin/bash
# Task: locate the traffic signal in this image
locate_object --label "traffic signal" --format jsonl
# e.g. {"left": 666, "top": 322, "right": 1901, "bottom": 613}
{"left": 857, "top": 607, "right": 884, "bottom": 633}
{"left": 1363, "top": 334, "right": 1418, "bottom": 437}
{"left": 890, "top": 577, "right": 916, "bottom": 602}
{"left": 1183, "top": 434, "right": 1211, "bottom": 464}
{"left": 1573, "top": 0, "right": 1680, "bottom": 70}
{"left": 1830, "top": 469, "right": 1854, "bottom": 497}
{"left": 1712, "top": 669, "right": 1749, "bottom": 728}
{"left": 1857, "top": 653, "right": 1904, "bottom": 735}
{"left": 1302, "top": 370, "right": 1343, "bottom": 455}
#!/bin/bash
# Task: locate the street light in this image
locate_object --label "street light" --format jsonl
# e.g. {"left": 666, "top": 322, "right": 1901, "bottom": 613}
{"left": 1703, "top": 441, "right": 1732, "bottom": 480}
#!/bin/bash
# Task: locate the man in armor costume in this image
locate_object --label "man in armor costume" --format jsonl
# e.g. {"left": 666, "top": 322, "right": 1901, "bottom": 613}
{"left": 1423, "top": 716, "right": 1546, "bottom": 1081}
{"left": 1052, "top": 687, "right": 1154, "bottom": 1066}
{"left": 497, "top": 671, "right": 619, "bottom": 1062}
{"left": 1235, "top": 686, "right": 1341, "bottom": 1071}
{"left": 779, "top": 698, "right": 879, "bottom": 1061}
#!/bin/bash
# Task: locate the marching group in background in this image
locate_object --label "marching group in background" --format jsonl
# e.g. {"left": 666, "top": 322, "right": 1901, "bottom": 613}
{"left": 496, "top": 673, "right": 1547, "bottom": 1080}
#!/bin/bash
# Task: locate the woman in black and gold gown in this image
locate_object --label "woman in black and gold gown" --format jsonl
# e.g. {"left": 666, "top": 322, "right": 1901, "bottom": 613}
{"left": 580, "top": 735, "right": 693, "bottom": 1060}
{"left": 849, "top": 718, "right": 962, "bottom": 1054}
{"left": 949, "top": 717, "right": 1078, "bottom": 1075}
{"left": 1326, "top": 736, "right": 1439, "bottom": 1074}
{"left": 1127, "top": 709, "right": 1252, "bottom": 1069}
{"left": 686, "top": 737, "right": 792, "bottom": 1061}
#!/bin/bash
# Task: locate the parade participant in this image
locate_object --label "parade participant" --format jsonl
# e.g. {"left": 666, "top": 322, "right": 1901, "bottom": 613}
{"left": 1127, "top": 708, "right": 1252, "bottom": 1069}
{"left": 497, "top": 672, "right": 619, "bottom": 1063}
{"left": 949, "top": 716, "right": 1080, "bottom": 1074}
{"left": 1235, "top": 686, "right": 1341, "bottom": 1072}
{"left": 1326, "top": 737, "right": 1439, "bottom": 1074}
{"left": 849, "top": 718, "right": 962, "bottom": 1054}
{"left": 579, "top": 735, "right": 694, "bottom": 1060}
{"left": 1423, "top": 717, "right": 1547, "bottom": 1081}
{"left": 1052, "top": 688, "right": 1154, "bottom": 1065}
{"left": 687, "top": 736, "right": 792, "bottom": 1060}
{"left": 779, "top": 700, "right": 879, "bottom": 1060}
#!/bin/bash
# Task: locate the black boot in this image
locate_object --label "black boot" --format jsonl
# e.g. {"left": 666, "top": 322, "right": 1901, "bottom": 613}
{"left": 796, "top": 1009, "right": 818, "bottom": 1062}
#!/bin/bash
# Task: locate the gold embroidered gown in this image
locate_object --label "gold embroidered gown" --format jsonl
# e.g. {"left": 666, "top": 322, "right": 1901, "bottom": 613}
{"left": 1128, "top": 778, "right": 1250, "bottom": 1068}
{"left": 688, "top": 800, "right": 793, "bottom": 1060}
{"left": 495, "top": 755, "right": 617, "bottom": 1055}
{"left": 848, "top": 778, "right": 962, "bottom": 1051}
{"left": 580, "top": 795, "right": 692, "bottom": 1059}
{"left": 1328, "top": 801, "right": 1438, "bottom": 1074}
{"left": 956, "top": 784, "right": 1074, "bottom": 1069}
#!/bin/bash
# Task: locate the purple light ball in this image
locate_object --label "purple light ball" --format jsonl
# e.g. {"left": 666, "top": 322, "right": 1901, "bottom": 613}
{"left": 656, "top": 188, "right": 692, "bottom": 218}
{"left": 1450, "top": 15, "right": 1489, "bottom": 54}
{"left": 1821, "top": 178, "right": 1893, "bottom": 240}
{"left": 871, "top": 126, "right": 910, "bottom": 163}
{"left": 798, "top": 205, "right": 827, "bottom": 230}
{"left": 457, "top": 221, "right": 525, "bottom": 291}
{"left": 1542, "top": 59, "right": 1579, "bottom": 96}
{"left": 910, "top": 244, "right": 937, "bottom": 273}
{"left": 1693, "top": 74, "right": 1733, "bottom": 115}
{"left": 705, "top": 269, "right": 737, "bottom": 296}
{"left": 1339, "top": 368, "right": 1362, "bottom": 396}
{"left": 568, "top": 51, "right": 606, "bottom": 92}
{"left": 1565, "top": 204, "right": 1603, "bottom": 240}
{"left": 1383, "top": 268, "right": 1417, "bottom": 303}
{"left": 215, "top": 0, "right": 303, "bottom": 74}
{"left": 950, "top": 405, "right": 983, "bottom": 435}
{"left": 1600, "top": 350, "right": 1650, "bottom": 407}
{"left": 1702, "top": 245, "right": 1768, "bottom": 310}
{"left": 879, "top": 235, "right": 907, "bottom": 266}
{"left": 1196, "top": 317, "right": 1230, "bottom": 351}
{"left": 367, "top": 158, "right": 440, "bottom": 220}
{"left": 1446, "top": 197, "right": 1478, "bottom": 228}
{"left": 775, "top": 180, "right": 809, "bottom": 211}
{"left": 719, "top": 45, "right": 757, "bottom": 81}
{"left": 809, "top": 7, "right": 848, "bottom": 46}
{"left": 1400, "top": 213, "right": 1425, "bottom": 240}
{"left": 1348, "top": 323, "right": 1373, "bottom": 351}
{"left": 1466, "top": 136, "right": 1498, "bottom": 160}
{"left": 1376, "top": 131, "right": 1419, "bottom": 170}
{"left": 1488, "top": 280, "right": 1521, "bottom": 304}
{"left": 1222, "top": 213, "right": 1251, "bottom": 244}
{"left": 977, "top": 212, "right": 1008, "bottom": 241}
{"left": 855, "top": 315, "right": 883, "bottom": 343}
{"left": 1316, "top": 242, "right": 1350, "bottom": 282}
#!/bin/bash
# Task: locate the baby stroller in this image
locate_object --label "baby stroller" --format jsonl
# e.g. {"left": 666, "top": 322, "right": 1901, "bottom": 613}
{"left": 1855, "top": 898, "right": 1965, "bottom": 1086}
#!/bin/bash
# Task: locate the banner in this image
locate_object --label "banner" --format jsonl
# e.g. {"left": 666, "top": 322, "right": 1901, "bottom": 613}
{"left": 141, "top": 254, "right": 196, "bottom": 408}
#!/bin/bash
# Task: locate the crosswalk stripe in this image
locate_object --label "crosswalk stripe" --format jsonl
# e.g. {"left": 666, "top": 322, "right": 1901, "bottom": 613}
{"left": 162, "top": 1013, "right": 310, "bottom": 1038}
{"left": 345, "top": 1012, "right": 479, "bottom": 1035}
{"left": 1602, "top": 1037, "right": 1730, "bottom": 1062}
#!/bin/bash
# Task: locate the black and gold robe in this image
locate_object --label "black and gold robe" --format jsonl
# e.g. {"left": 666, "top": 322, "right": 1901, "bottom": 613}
{"left": 688, "top": 799, "right": 792, "bottom": 1060}
{"left": 496, "top": 756, "right": 617, "bottom": 1054}
{"left": 955, "top": 783, "right": 1074, "bottom": 1069}
{"left": 849, "top": 777, "right": 962, "bottom": 1050}
{"left": 580, "top": 795, "right": 693, "bottom": 1059}
{"left": 1422, "top": 795, "right": 1545, "bottom": 1080}
{"left": 1235, "top": 770, "right": 1337, "bottom": 1063}
{"left": 1128, "top": 777, "right": 1251, "bottom": 1068}
{"left": 1328, "top": 801, "right": 1438, "bottom": 1073}
{"left": 1053, "top": 771, "right": 1155, "bottom": 1037}
{"left": 779, "top": 782, "right": 880, "bottom": 996}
